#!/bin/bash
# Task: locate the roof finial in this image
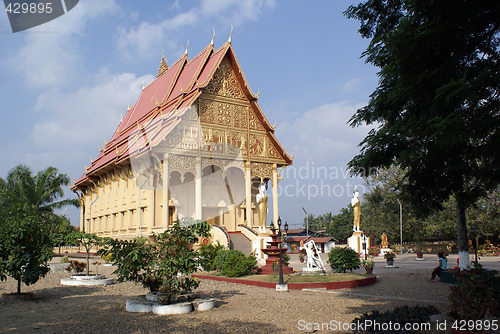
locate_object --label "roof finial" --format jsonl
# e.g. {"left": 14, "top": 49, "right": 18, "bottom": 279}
{"left": 184, "top": 40, "right": 189, "bottom": 56}
{"left": 120, "top": 113, "right": 123, "bottom": 121}
{"left": 273, "top": 122, "right": 276, "bottom": 130}
{"left": 127, "top": 101, "right": 130, "bottom": 110}
{"left": 142, "top": 80, "right": 145, "bottom": 90}
{"left": 256, "top": 89, "right": 260, "bottom": 98}
{"left": 228, "top": 24, "right": 233, "bottom": 44}
{"left": 90, "top": 156, "right": 93, "bottom": 163}
{"left": 210, "top": 27, "right": 215, "bottom": 46}
{"left": 157, "top": 51, "right": 169, "bottom": 78}
{"left": 104, "top": 138, "right": 107, "bottom": 145}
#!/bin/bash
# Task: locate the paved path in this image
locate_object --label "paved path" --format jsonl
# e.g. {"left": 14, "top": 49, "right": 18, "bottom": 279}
{"left": 286, "top": 252, "right": 500, "bottom": 275}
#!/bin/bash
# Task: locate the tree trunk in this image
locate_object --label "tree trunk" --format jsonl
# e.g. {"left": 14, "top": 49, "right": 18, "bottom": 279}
{"left": 17, "top": 278, "right": 21, "bottom": 294}
{"left": 456, "top": 201, "right": 471, "bottom": 270}
{"left": 86, "top": 247, "right": 90, "bottom": 276}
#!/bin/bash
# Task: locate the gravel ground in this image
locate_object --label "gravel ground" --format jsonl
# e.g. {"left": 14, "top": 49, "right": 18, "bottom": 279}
{"left": 1, "top": 254, "right": 498, "bottom": 334}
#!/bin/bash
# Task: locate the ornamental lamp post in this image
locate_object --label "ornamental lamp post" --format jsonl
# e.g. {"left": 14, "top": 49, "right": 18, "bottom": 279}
{"left": 361, "top": 233, "right": 368, "bottom": 260}
{"left": 275, "top": 217, "right": 289, "bottom": 286}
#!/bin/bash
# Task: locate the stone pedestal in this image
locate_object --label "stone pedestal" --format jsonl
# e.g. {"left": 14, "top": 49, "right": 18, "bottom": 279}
{"left": 253, "top": 235, "right": 273, "bottom": 266}
{"left": 348, "top": 231, "right": 370, "bottom": 254}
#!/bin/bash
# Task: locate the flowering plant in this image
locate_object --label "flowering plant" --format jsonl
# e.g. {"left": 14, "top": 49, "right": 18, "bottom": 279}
{"left": 384, "top": 251, "right": 396, "bottom": 261}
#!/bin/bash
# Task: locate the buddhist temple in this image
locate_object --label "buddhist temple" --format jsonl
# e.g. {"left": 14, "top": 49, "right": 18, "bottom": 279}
{"left": 71, "top": 36, "right": 292, "bottom": 255}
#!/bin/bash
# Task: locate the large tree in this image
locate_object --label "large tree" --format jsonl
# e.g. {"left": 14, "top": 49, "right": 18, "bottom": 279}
{"left": 345, "top": 0, "right": 500, "bottom": 268}
{"left": 0, "top": 164, "right": 78, "bottom": 293}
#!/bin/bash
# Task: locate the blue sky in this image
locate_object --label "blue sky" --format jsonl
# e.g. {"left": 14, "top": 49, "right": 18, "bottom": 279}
{"left": 0, "top": 0, "right": 378, "bottom": 228}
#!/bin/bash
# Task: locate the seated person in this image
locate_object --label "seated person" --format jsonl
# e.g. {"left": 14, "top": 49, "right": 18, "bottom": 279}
{"left": 428, "top": 251, "right": 447, "bottom": 281}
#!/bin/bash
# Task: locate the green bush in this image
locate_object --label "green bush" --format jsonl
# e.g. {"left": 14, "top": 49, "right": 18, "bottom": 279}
{"left": 199, "top": 242, "right": 225, "bottom": 271}
{"left": 327, "top": 247, "right": 361, "bottom": 273}
{"left": 352, "top": 305, "right": 439, "bottom": 333}
{"left": 214, "top": 249, "right": 257, "bottom": 277}
{"left": 449, "top": 262, "right": 500, "bottom": 320}
{"left": 99, "top": 219, "right": 211, "bottom": 302}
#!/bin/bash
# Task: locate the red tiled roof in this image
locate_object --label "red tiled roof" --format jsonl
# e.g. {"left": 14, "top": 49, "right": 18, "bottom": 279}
{"left": 72, "top": 42, "right": 292, "bottom": 191}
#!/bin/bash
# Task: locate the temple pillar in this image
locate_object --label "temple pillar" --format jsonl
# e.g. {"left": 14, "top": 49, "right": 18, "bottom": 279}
{"left": 195, "top": 156, "right": 202, "bottom": 219}
{"left": 272, "top": 164, "right": 279, "bottom": 223}
{"left": 162, "top": 155, "right": 170, "bottom": 229}
{"left": 146, "top": 183, "right": 154, "bottom": 231}
{"left": 245, "top": 161, "right": 252, "bottom": 227}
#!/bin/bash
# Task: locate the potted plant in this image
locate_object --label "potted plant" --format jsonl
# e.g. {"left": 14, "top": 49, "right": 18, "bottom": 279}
{"left": 299, "top": 253, "right": 305, "bottom": 263}
{"left": 361, "top": 259, "right": 374, "bottom": 274}
{"left": 415, "top": 247, "right": 424, "bottom": 259}
{"left": 448, "top": 262, "right": 500, "bottom": 333}
{"left": 384, "top": 251, "right": 396, "bottom": 266}
{"left": 368, "top": 245, "right": 380, "bottom": 257}
{"left": 100, "top": 219, "right": 211, "bottom": 304}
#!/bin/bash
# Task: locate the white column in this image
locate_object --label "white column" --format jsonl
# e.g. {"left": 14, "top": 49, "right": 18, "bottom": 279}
{"left": 245, "top": 161, "right": 252, "bottom": 227}
{"left": 162, "top": 154, "right": 170, "bottom": 229}
{"left": 195, "top": 156, "right": 202, "bottom": 219}
{"left": 272, "top": 164, "right": 279, "bottom": 223}
{"left": 146, "top": 185, "right": 154, "bottom": 230}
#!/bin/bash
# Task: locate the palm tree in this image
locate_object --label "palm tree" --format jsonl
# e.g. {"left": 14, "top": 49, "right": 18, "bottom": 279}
{"left": 0, "top": 164, "right": 79, "bottom": 293}
{"left": 2, "top": 164, "right": 79, "bottom": 215}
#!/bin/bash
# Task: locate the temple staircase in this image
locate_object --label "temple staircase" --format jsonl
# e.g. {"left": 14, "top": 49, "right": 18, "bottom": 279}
{"left": 228, "top": 232, "right": 252, "bottom": 256}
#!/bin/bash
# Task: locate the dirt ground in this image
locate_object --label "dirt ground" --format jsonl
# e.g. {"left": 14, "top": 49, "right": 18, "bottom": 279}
{"left": 1, "top": 253, "right": 463, "bottom": 334}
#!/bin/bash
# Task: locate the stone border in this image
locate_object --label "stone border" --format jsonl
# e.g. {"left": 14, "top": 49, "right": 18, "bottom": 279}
{"left": 126, "top": 296, "right": 215, "bottom": 315}
{"left": 61, "top": 276, "right": 114, "bottom": 286}
{"left": 192, "top": 274, "right": 377, "bottom": 290}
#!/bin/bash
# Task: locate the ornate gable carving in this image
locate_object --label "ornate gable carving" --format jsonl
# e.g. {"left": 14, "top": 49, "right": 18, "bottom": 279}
{"left": 203, "top": 58, "right": 246, "bottom": 100}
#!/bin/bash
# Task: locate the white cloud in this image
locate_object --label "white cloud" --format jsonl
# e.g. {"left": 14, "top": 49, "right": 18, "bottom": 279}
{"left": 343, "top": 78, "right": 361, "bottom": 92}
{"left": 278, "top": 101, "right": 374, "bottom": 166}
{"left": 115, "top": 0, "right": 276, "bottom": 61}
{"left": 31, "top": 71, "right": 153, "bottom": 152}
{"left": 115, "top": 10, "right": 198, "bottom": 61}
{"left": 10, "top": 0, "right": 118, "bottom": 88}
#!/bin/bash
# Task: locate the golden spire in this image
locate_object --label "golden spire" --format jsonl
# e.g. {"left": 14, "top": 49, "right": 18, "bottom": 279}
{"left": 85, "top": 164, "right": 88, "bottom": 172}
{"left": 273, "top": 122, "right": 276, "bottom": 130}
{"left": 227, "top": 24, "right": 233, "bottom": 44}
{"left": 157, "top": 51, "right": 168, "bottom": 78}
{"left": 104, "top": 138, "right": 107, "bottom": 146}
{"left": 210, "top": 27, "right": 215, "bottom": 46}
{"left": 142, "top": 80, "right": 145, "bottom": 90}
{"left": 256, "top": 89, "right": 260, "bottom": 98}
{"left": 184, "top": 40, "right": 189, "bottom": 56}
{"left": 127, "top": 101, "right": 130, "bottom": 111}
{"left": 90, "top": 156, "right": 93, "bottom": 163}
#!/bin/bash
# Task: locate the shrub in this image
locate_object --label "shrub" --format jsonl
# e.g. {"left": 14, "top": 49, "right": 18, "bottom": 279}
{"left": 327, "top": 247, "right": 360, "bottom": 273}
{"left": 99, "top": 219, "right": 211, "bottom": 303}
{"left": 352, "top": 305, "right": 439, "bottom": 333}
{"left": 282, "top": 253, "right": 290, "bottom": 267}
{"left": 65, "top": 260, "right": 86, "bottom": 274}
{"left": 214, "top": 250, "right": 257, "bottom": 277}
{"left": 448, "top": 262, "right": 500, "bottom": 320}
{"left": 60, "top": 255, "right": 69, "bottom": 263}
{"left": 199, "top": 241, "right": 225, "bottom": 271}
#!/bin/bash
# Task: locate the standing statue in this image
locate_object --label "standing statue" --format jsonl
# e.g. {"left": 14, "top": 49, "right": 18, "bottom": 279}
{"left": 351, "top": 186, "right": 360, "bottom": 232}
{"left": 304, "top": 240, "right": 325, "bottom": 273}
{"left": 256, "top": 182, "right": 268, "bottom": 233}
{"left": 381, "top": 233, "right": 389, "bottom": 248}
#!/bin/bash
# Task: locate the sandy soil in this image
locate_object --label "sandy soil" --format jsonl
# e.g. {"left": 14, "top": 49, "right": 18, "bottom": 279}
{"left": 0, "top": 254, "right": 458, "bottom": 334}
